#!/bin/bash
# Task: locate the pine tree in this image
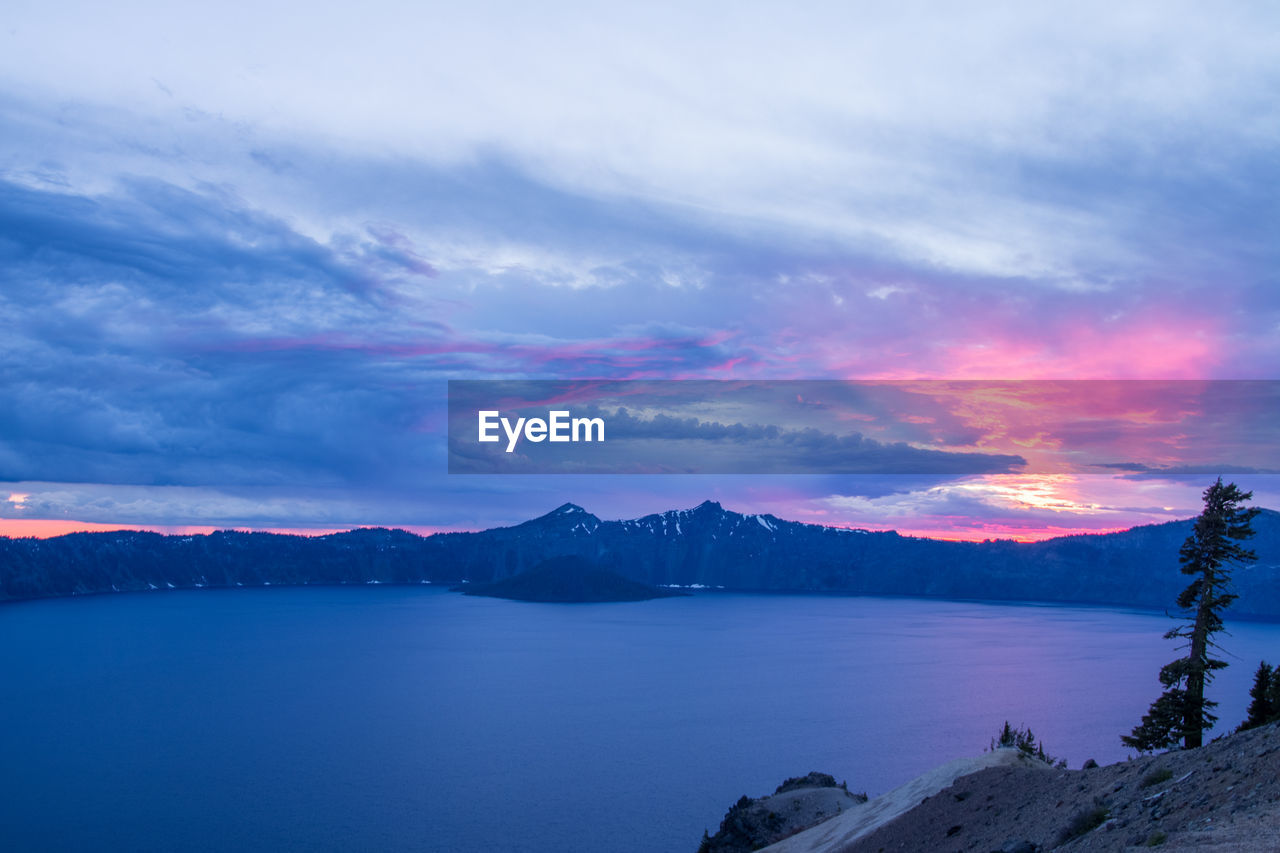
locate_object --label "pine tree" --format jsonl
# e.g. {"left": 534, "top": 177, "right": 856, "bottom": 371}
{"left": 1268, "top": 667, "right": 1280, "bottom": 723}
{"left": 1238, "top": 661, "right": 1275, "bottom": 731}
{"left": 1122, "top": 479, "right": 1259, "bottom": 752}
{"left": 1123, "top": 689, "right": 1189, "bottom": 753}
{"left": 990, "top": 721, "right": 1059, "bottom": 764}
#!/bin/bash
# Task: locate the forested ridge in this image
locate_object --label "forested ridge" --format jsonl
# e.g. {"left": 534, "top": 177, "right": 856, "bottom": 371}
{"left": 3, "top": 502, "right": 1279, "bottom": 617}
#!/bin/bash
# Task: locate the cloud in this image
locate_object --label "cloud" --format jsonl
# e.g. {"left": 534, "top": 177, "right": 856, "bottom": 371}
{"left": 2, "top": 4, "right": 1279, "bottom": 534}
{"left": 0, "top": 177, "right": 437, "bottom": 490}
{"left": 449, "top": 403, "right": 1028, "bottom": 475}
{"left": 0, "top": 176, "right": 764, "bottom": 500}
{"left": 7, "top": 2, "right": 1279, "bottom": 285}
{"left": 818, "top": 474, "right": 1179, "bottom": 539}
{"left": 1097, "top": 464, "right": 1280, "bottom": 481}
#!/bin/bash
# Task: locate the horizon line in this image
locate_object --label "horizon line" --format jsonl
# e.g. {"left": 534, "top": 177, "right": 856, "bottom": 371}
{"left": 0, "top": 502, "right": 1216, "bottom": 544}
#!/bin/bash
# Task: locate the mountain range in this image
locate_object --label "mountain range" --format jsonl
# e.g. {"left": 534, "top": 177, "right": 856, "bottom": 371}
{"left": 3, "top": 501, "right": 1278, "bottom": 617}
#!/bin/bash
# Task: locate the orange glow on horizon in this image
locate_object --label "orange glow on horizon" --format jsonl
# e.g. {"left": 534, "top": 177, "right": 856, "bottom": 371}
{"left": 0, "top": 520, "right": 451, "bottom": 540}
{"left": 878, "top": 525, "right": 1131, "bottom": 543}
{"left": 0, "top": 520, "right": 203, "bottom": 538}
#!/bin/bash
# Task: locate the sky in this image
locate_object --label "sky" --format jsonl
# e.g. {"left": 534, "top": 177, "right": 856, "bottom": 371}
{"left": 1, "top": 1, "right": 1278, "bottom": 541}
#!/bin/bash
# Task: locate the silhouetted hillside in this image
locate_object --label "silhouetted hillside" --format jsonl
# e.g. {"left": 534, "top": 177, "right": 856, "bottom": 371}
{"left": 3, "top": 503, "right": 1278, "bottom": 617}
{"left": 457, "top": 555, "right": 685, "bottom": 602}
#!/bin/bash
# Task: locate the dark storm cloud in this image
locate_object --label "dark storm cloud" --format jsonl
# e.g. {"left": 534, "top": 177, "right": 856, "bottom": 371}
{"left": 0, "top": 175, "right": 768, "bottom": 504}
{"left": 1096, "top": 463, "right": 1280, "bottom": 481}
{"left": 0, "top": 176, "right": 445, "bottom": 490}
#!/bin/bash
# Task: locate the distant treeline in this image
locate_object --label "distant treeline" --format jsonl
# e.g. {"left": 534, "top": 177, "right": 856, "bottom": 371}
{"left": 3, "top": 502, "right": 1279, "bottom": 617}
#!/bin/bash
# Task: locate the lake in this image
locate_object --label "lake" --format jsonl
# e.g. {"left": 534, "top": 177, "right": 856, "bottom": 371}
{"left": 3, "top": 587, "right": 1278, "bottom": 852}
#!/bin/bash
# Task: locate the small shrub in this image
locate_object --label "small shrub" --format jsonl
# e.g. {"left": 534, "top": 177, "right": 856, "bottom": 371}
{"left": 1057, "top": 804, "right": 1109, "bottom": 843}
{"left": 989, "top": 721, "right": 1062, "bottom": 765}
{"left": 1145, "top": 830, "right": 1168, "bottom": 847}
{"left": 773, "top": 772, "right": 838, "bottom": 794}
{"left": 1140, "top": 767, "right": 1174, "bottom": 789}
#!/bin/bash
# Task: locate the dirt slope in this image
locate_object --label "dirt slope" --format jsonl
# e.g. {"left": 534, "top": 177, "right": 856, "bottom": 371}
{"left": 840, "top": 721, "right": 1280, "bottom": 852}
{"left": 759, "top": 750, "right": 1054, "bottom": 852}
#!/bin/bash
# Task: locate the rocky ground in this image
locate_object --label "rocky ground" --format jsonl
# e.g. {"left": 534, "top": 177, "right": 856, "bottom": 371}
{"left": 699, "top": 773, "right": 869, "bottom": 852}
{"left": 840, "top": 721, "right": 1280, "bottom": 852}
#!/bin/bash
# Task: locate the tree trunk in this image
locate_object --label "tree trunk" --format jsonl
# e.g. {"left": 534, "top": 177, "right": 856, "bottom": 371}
{"left": 1184, "top": 597, "right": 1210, "bottom": 749}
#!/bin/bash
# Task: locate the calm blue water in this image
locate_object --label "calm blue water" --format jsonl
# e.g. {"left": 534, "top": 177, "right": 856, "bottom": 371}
{"left": 2, "top": 587, "right": 1278, "bottom": 852}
